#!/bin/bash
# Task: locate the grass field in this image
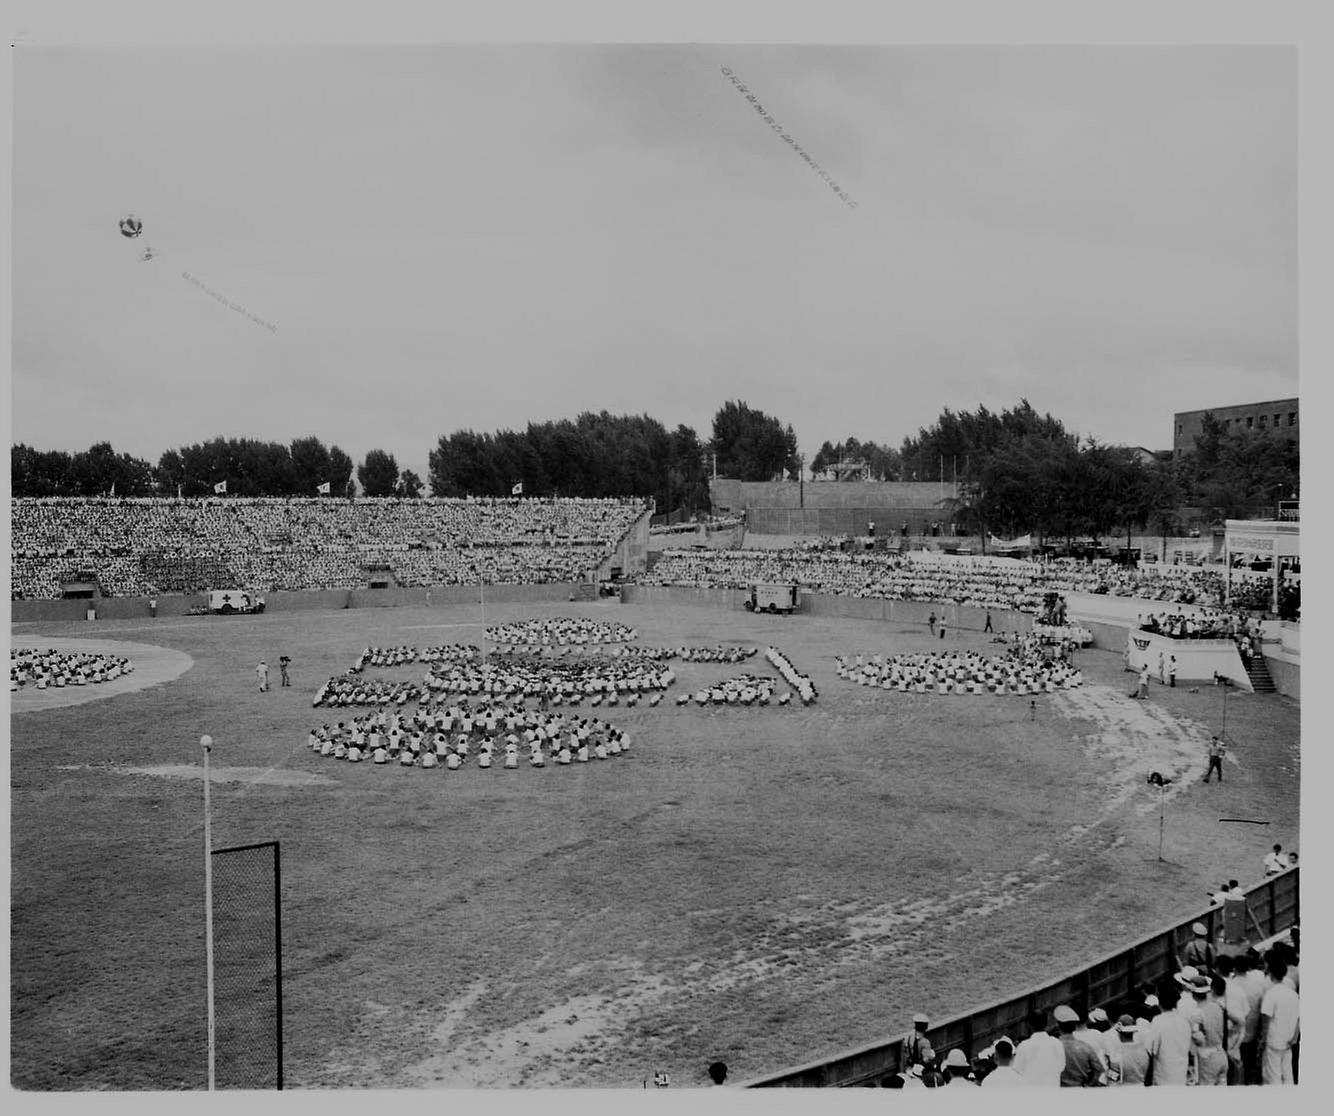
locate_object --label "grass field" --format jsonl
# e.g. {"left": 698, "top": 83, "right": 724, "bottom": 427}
{"left": 9, "top": 598, "right": 1300, "bottom": 1089}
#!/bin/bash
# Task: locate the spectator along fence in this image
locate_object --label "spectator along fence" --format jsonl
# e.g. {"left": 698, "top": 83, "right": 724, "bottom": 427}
{"left": 741, "top": 867, "right": 1299, "bottom": 1087}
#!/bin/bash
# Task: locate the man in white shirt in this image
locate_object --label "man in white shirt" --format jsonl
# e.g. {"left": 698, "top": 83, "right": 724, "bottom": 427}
{"left": 981, "top": 1038, "right": 1024, "bottom": 1088}
{"left": 1257, "top": 956, "right": 1299, "bottom": 1084}
{"left": 1263, "top": 844, "right": 1290, "bottom": 875}
{"left": 1012, "top": 1010, "right": 1064, "bottom": 1086}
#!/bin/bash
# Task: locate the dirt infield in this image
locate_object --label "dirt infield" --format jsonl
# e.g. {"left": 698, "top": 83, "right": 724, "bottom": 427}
{"left": 9, "top": 636, "right": 194, "bottom": 712}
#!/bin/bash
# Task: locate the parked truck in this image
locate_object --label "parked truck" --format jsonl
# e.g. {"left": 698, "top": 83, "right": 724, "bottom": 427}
{"left": 743, "top": 583, "right": 799, "bottom": 614}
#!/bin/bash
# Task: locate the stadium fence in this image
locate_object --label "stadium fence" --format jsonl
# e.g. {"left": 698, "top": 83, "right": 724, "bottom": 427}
{"left": 742, "top": 866, "right": 1298, "bottom": 1087}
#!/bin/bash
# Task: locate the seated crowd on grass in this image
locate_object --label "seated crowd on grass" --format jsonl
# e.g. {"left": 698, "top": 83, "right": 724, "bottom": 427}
{"left": 309, "top": 699, "right": 631, "bottom": 769}
{"left": 10, "top": 647, "right": 134, "bottom": 691}
{"left": 485, "top": 617, "right": 638, "bottom": 647}
{"left": 10, "top": 496, "right": 645, "bottom": 599}
{"left": 837, "top": 644, "right": 1083, "bottom": 694}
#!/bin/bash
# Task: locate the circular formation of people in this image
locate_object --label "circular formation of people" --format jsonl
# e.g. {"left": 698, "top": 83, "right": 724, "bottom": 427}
{"left": 837, "top": 644, "right": 1083, "bottom": 694}
{"left": 308, "top": 700, "right": 631, "bottom": 771}
{"left": 486, "top": 617, "right": 638, "bottom": 647}
{"left": 11, "top": 647, "right": 134, "bottom": 692}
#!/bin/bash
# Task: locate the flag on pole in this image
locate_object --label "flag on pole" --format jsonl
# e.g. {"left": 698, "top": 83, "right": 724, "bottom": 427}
{"left": 316, "top": 481, "right": 331, "bottom": 494}
{"left": 511, "top": 481, "right": 523, "bottom": 496}
{"left": 214, "top": 480, "right": 227, "bottom": 495}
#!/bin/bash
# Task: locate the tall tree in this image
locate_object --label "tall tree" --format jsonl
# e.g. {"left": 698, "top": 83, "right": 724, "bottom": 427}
{"left": 357, "top": 449, "right": 400, "bottom": 497}
{"left": 328, "top": 445, "right": 355, "bottom": 496}
{"left": 290, "top": 436, "right": 334, "bottom": 494}
{"left": 396, "top": 469, "right": 423, "bottom": 498}
{"left": 709, "top": 400, "right": 799, "bottom": 481}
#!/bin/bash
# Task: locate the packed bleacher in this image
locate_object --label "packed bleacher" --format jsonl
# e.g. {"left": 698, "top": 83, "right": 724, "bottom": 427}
{"left": 11, "top": 647, "right": 134, "bottom": 691}
{"left": 10, "top": 496, "right": 646, "bottom": 598}
{"left": 641, "top": 548, "right": 1292, "bottom": 619}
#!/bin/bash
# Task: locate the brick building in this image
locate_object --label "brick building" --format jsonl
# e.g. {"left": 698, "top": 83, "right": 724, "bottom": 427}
{"left": 1173, "top": 398, "right": 1298, "bottom": 458}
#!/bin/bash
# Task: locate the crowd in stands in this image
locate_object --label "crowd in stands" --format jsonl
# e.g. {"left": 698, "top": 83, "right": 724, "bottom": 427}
{"left": 886, "top": 931, "right": 1299, "bottom": 1087}
{"left": 10, "top": 647, "right": 134, "bottom": 691}
{"left": 642, "top": 547, "right": 1297, "bottom": 622}
{"left": 308, "top": 700, "right": 631, "bottom": 769}
{"left": 10, "top": 496, "right": 646, "bottom": 599}
{"left": 486, "top": 617, "right": 638, "bottom": 647}
{"left": 837, "top": 644, "right": 1083, "bottom": 695}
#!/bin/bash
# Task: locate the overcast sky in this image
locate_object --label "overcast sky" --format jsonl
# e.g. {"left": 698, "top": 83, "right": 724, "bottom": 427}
{"left": 11, "top": 43, "right": 1296, "bottom": 481}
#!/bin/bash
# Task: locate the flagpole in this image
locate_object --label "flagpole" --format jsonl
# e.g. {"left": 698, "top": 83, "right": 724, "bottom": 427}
{"left": 201, "top": 734, "right": 216, "bottom": 1090}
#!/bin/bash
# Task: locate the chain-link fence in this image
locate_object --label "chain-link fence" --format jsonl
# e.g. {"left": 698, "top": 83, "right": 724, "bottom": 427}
{"left": 211, "top": 841, "right": 283, "bottom": 1089}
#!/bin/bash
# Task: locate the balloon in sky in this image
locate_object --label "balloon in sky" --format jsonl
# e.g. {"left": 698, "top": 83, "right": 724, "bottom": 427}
{"left": 119, "top": 215, "right": 143, "bottom": 239}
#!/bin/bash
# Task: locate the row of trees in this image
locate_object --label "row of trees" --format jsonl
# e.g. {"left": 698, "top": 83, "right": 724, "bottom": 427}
{"left": 11, "top": 400, "right": 1297, "bottom": 529}
{"left": 11, "top": 438, "right": 422, "bottom": 499}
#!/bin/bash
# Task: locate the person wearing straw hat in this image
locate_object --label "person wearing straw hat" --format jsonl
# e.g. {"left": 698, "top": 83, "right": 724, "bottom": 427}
{"left": 941, "top": 1048, "right": 973, "bottom": 1085}
{"left": 1181, "top": 922, "right": 1216, "bottom": 973}
{"left": 1111, "top": 1015, "right": 1149, "bottom": 1085}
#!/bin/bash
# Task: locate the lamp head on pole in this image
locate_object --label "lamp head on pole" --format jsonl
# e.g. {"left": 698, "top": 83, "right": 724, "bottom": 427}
{"left": 201, "top": 734, "right": 213, "bottom": 752}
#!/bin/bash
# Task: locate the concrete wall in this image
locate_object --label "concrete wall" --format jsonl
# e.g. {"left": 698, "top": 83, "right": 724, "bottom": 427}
{"left": 1125, "top": 631, "right": 1250, "bottom": 689}
{"left": 1265, "top": 656, "right": 1300, "bottom": 701}
{"left": 711, "top": 478, "right": 961, "bottom": 512}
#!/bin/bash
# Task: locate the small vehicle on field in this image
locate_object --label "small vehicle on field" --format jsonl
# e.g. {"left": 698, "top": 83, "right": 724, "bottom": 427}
{"left": 207, "top": 589, "right": 264, "bottom": 615}
{"left": 742, "top": 583, "right": 799, "bottom": 614}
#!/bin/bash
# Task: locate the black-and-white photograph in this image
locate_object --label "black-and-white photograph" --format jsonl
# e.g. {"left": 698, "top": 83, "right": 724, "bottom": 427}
{"left": 7, "top": 5, "right": 1306, "bottom": 1095}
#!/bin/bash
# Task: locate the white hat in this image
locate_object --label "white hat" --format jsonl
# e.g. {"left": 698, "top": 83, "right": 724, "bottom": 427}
{"left": 1053, "top": 1005, "right": 1079, "bottom": 1024}
{"left": 943, "top": 1049, "right": 970, "bottom": 1070}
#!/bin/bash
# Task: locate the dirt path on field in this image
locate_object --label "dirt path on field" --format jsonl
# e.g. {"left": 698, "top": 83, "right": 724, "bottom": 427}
{"left": 375, "top": 680, "right": 1224, "bottom": 1087}
{"left": 9, "top": 636, "right": 194, "bottom": 712}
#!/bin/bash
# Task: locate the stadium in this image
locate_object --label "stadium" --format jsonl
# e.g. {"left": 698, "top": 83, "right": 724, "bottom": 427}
{"left": 9, "top": 491, "right": 1300, "bottom": 1089}
{"left": 10, "top": 40, "right": 1300, "bottom": 1092}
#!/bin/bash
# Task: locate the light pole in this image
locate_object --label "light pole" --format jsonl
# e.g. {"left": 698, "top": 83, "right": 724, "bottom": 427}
{"left": 201, "top": 734, "right": 216, "bottom": 1091}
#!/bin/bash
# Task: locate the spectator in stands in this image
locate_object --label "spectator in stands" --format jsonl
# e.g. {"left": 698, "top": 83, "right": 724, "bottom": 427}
{"left": 1179, "top": 922, "right": 1216, "bottom": 972}
{"left": 900, "top": 1013, "right": 933, "bottom": 1071}
{"left": 1013, "top": 1009, "right": 1064, "bottom": 1086}
{"left": 1054, "top": 1005, "right": 1105, "bottom": 1086}
{"left": 1215, "top": 955, "right": 1249, "bottom": 1085}
{"left": 1257, "top": 955, "right": 1300, "bottom": 1085}
{"left": 1187, "top": 972, "right": 1227, "bottom": 1085}
{"left": 980, "top": 1038, "right": 1023, "bottom": 1088}
{"left": 941, "top": 1048, "right": 973, "bottom": 1085}
{"left": 1111, "top": 1015, "right": 1149, "bottom": 1085}
{"left": 1143, "top": 981, "right": 1192, "bottom": 1086}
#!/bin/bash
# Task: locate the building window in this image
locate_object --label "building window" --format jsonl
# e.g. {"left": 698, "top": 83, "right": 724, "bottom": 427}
{"left": 1176, "top": 424, "right": 1183, "bottom": 437}
{"left": 1289, "top": 412, "right": 1297, "bottom": 426}
{"left": 1223, "top": 419, "right": 1231, "bottom": 431}
{"left": 1275, "top": 414, "right": 1281, "bottom": 427}
{"left": 1258, "top": 414, "right": 1267, "bottom": 428}
{"left": 1247, "top": 416, "right": 1254, "bottom": 429}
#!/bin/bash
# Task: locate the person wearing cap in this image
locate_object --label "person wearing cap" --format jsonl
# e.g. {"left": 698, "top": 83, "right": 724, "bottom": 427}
{"left": 1188, "top": 972, "right": 1227, "bottom": 1085}
{"left": 1054, "top": 1005, "right": 1105, "bottom": 1086}
{"left": 941, "top": 1048, "right": 973, "bottom": 1085}
{"left": 1257, "top": 955, "right": 1299, "bottom": 1085}
{"left": 1111, "top": 1015, "right": 1149, "bottom": 1085}
{"left": 980, "top": 1038, "right": 1024, "bottom": 1088}
{"left": 1143, "top": 982, "right": 1193, "bottom": 1086}
{"left": 1085, "top": 1008, "right": 1119, "bottom": 1074}
{"left": 900, "top": 1013, "right": 934, "bottom": 1073}
{"left": 1180, "top": 923, "right": 1215, "bottom": 973}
